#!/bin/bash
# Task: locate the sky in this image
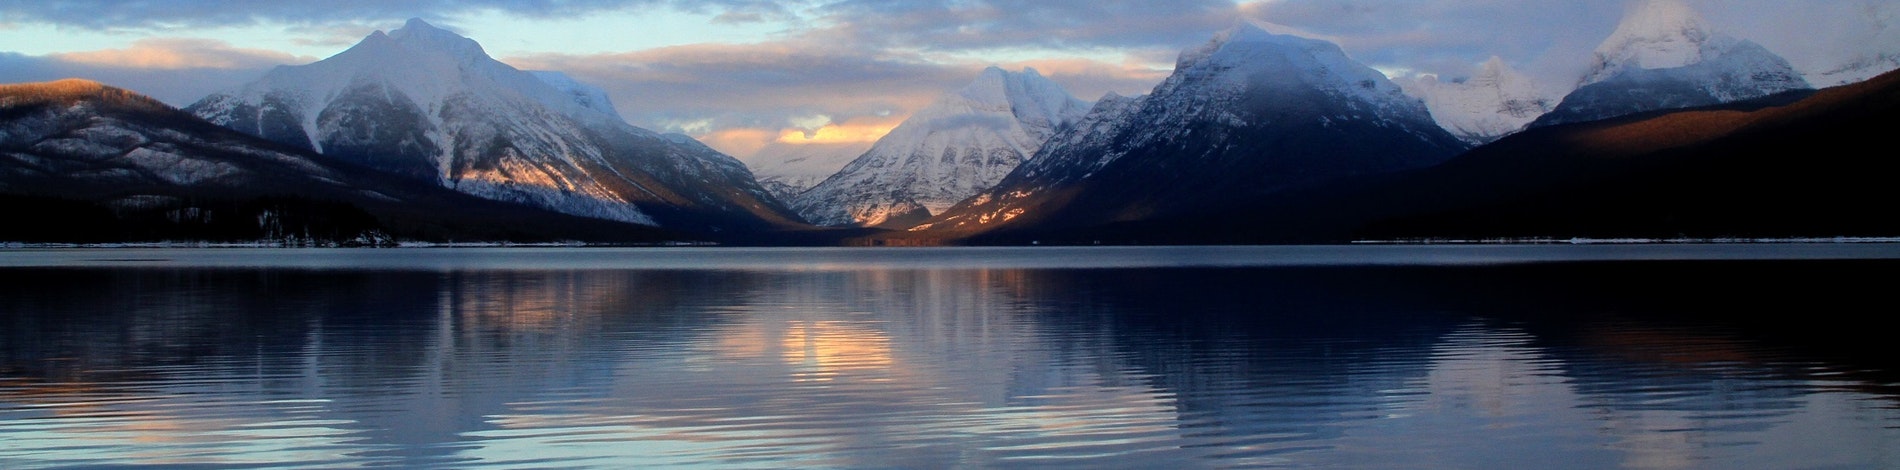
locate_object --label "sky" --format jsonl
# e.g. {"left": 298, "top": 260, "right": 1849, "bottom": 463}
{"left": 3, "top": 0, "right": 1896, "bottom": 165}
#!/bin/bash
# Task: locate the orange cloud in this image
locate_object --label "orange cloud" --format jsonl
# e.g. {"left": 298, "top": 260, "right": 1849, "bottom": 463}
{"left": 697, "top": 127, "right": 780, "bottom": 159}
{"left": 776, "top": 121, "right": 898, "bottom": 145}
{"left": 53, "top": 38, "right": 306, "bottom": 70}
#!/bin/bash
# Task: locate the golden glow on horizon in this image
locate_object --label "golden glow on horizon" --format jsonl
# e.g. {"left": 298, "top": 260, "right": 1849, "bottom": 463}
{"left": 50, "top": 39, "right": 308, "bottom": 70}
{"left": 697, "top": 127, "right": 779, "bottom": 159}
{"left": 776, "top": 122, "right": 898, "bottom": 145}
{"left": 697, "top": 120, "right": 899, "bottom": 160}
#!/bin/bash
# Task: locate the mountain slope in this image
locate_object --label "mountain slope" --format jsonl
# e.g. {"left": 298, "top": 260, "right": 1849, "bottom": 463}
{"left": 915, "top": 24, "right": 1468, "bottom": 239}
{"left": 744, "top": 140, "right": 870, "bottom": 201}
{"left": 1530, "top": 0, "right": 1809, "bottom": 128}
{"left": 0, "top": 79, "right": 685, "bottom": 244}
{"left": 186, "top": 18, "right": 802, "bottom": 236}
{"left": 1135, "top": 69, "right": 1893, "bottom": 244}
{"left": 1398, "top": 57, "right": 1556, "bottom": 144}
{"left": 789, "top": 67, "right": 1091, "bottom": 227}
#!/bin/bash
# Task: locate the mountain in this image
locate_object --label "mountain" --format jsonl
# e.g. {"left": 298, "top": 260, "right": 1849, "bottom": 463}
{"left": 186, "top": 18, "right": 802, "bottom": 236}
{"left": 0, "top": 79, "right": 684, "bottom": 244}
{"left": 788, "top": 67, "right": 1091, "bottom": 228}
{"left": 1529, "top": 0, "right": 1810, "bottom": 128}
{"left": 1397, "top": 57, "right": 1556, "bottom": 144}
{"left": 743, "top": 140, "right": 872, "bottom": 202}
{"left": 913, "top": 24, "right": 1468, "bottom": 239}
{"left": 1128, "top": 68, "right": 1895, "bottom": 244}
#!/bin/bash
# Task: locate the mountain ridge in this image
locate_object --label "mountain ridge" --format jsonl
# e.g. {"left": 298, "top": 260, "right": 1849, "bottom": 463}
{"left": 0, "top": 79, "right": 688, "bottom": 244}
{"left": 914, "top": 23, "right": 1469, "bottom": 238}
{"left": 186, "top": 18, "right": 803, "bottom": 236}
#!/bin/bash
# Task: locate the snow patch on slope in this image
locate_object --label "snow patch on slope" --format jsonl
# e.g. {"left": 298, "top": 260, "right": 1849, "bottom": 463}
{"left": 530, "top": 71, "right": 623, "bottom": 121}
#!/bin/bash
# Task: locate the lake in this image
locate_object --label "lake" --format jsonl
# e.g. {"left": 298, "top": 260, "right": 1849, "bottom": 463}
{"left": 2, "top": 245, "right": 1898, "bottom": 468}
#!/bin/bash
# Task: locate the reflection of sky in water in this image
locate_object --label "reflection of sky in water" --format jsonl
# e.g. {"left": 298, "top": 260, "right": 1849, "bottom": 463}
{"left": 1, "top": 248, "right": 1899, "bottom": 468}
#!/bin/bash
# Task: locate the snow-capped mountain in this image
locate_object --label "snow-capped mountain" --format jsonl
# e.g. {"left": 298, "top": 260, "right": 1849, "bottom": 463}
{"left": 789, "top": 67, "right": 1091, "bottom": 227}
{"left": 1530, "top": 0, "right": 1810, "bottom": 128}
{"left": 1397, "top": 57, "right": 1556, "bottom": 144}
{"left": 743, "top": 140, "right": 870, "bottom": 201}
{"left": 918, "top": 24, "right": 1467, "bottom": 237}
{"left": 186, "top": 18, "right": 800, "bottom": 234}
{"left": 0, "top": 79, "right": 683, "bottom": 244}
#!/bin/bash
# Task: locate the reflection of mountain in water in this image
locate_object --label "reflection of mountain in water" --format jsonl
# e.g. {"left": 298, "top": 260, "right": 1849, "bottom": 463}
{"left": 3, "top": 259, "right": 1899, "bottom": 467}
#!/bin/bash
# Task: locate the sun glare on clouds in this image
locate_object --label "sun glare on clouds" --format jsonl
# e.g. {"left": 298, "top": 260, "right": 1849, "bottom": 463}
{"left": 777, "top": 122, "right": 897, "bottom": 145}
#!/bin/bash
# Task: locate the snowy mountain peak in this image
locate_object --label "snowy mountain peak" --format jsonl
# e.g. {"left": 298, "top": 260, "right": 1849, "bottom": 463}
{"left": 1177, "top": 22, "right": 1282, "bottom": 69}
{"left": 918, "top": 26, "right": 1467, "bottom": 236}
{"left": 1398, "top": 56, "right": 1557, "bottom": 144}
{"left": 1477, "top": 56, "right": 1510, "bottom": 80}
{"left": 1534, "top": 0, "right": 1811, "bottom": 128}
{"left": 186, "top": 18, "right": 801, "bottom": 234}
{"left": 1160, "top": 21, "right": 1422, "bottom": 120}
{"left": 788, "top": 67, "right": 1093, "bottom": 227}
{"left": 386, "top": 18, "right": 488, "bottom": 63}
{"left": 1585, "top": 0, "right": 1721, "bottom": 84}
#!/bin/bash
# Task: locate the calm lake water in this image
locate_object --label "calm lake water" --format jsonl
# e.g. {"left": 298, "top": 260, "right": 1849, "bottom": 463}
{"left": 2, "top": 246, "right": 1898, "bottom": 469}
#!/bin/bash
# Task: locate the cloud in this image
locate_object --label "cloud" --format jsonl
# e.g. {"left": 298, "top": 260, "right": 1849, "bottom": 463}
{"left": 777, "top": 119, "right": 900, "bottom": 144}
{"left": 806, "top": 0, "right": 1238, "bottom": 52}
{"left": 52, "top": 38, "right": 310, "bottom": 70}
{"left": 0, "top": 1, "right": 675, "bottom": 29}
{"left": 507, "top": 40, "right": 1167, "bottom": 161}
{"left": 0, "top": 38, "right": 306, "bottom": 105}
{"left": 1242, "top": 0, "right": 1900, "bottom": 89}
{"left": 1240, "top": 0, "right": 1623, "bottom": 83}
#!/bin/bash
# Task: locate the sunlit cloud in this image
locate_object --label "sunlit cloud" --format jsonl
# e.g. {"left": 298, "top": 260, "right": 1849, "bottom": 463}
{"left": 697, "top": 127, "right": 782, "bottom": 159}
{"left": 777, "top": 121, "right": 899, "bottom": 145}
{"left": 51, "top": 38, "right": 311, "bottom": 70}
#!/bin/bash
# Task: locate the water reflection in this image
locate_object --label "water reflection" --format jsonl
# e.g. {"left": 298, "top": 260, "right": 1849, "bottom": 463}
{"left": 1, "top": 254, "right": 1898, "bottom": 468}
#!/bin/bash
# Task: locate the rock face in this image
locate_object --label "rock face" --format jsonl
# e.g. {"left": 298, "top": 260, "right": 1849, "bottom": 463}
{"left": 186, "top": 18, "right": 801, "bottom": 234}
{"left": 1398, "top": 57, "right": 1557, "bottom": 144}
{"left": 918, "top": 24, "right": 1468, "bottom": 237}
{"left": 789, "top": 67, "right": 1091, "bottom": 228}
{"left": 1530, "top": 0, "right": 1810, "bottom": 128}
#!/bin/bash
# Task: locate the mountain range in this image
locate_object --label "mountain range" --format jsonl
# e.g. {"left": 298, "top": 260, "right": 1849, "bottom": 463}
{"left": 0, "top": 80, "right": 683, "bottom": 244}
{"left": 4, "top": 2, "right": 1897, "bottom": 246}
{"left": 186, "top": 19, "right": 801, "bottom": 236}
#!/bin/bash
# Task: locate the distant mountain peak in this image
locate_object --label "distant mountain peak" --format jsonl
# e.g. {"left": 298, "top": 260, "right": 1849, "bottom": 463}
{"left": 1532, "top": 0, "right": 1810, "bottom": 128}
{"left": 386, "top": 18, "right": 487, "bottom": 62}
{"left": 919, "top": 26, "right": 1466, "bottom": 236}
{"left": 788, "top": 66, "right": 1092, "bottom": 227}
{"left": 186, "top": 19, "right": 802, "bottom": 234}
{"left": 1585, "top": 0, "right": 1722, "bottom": 85}
{"left": 1398, "top": 56, "right": 1556, "bottom": 144}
